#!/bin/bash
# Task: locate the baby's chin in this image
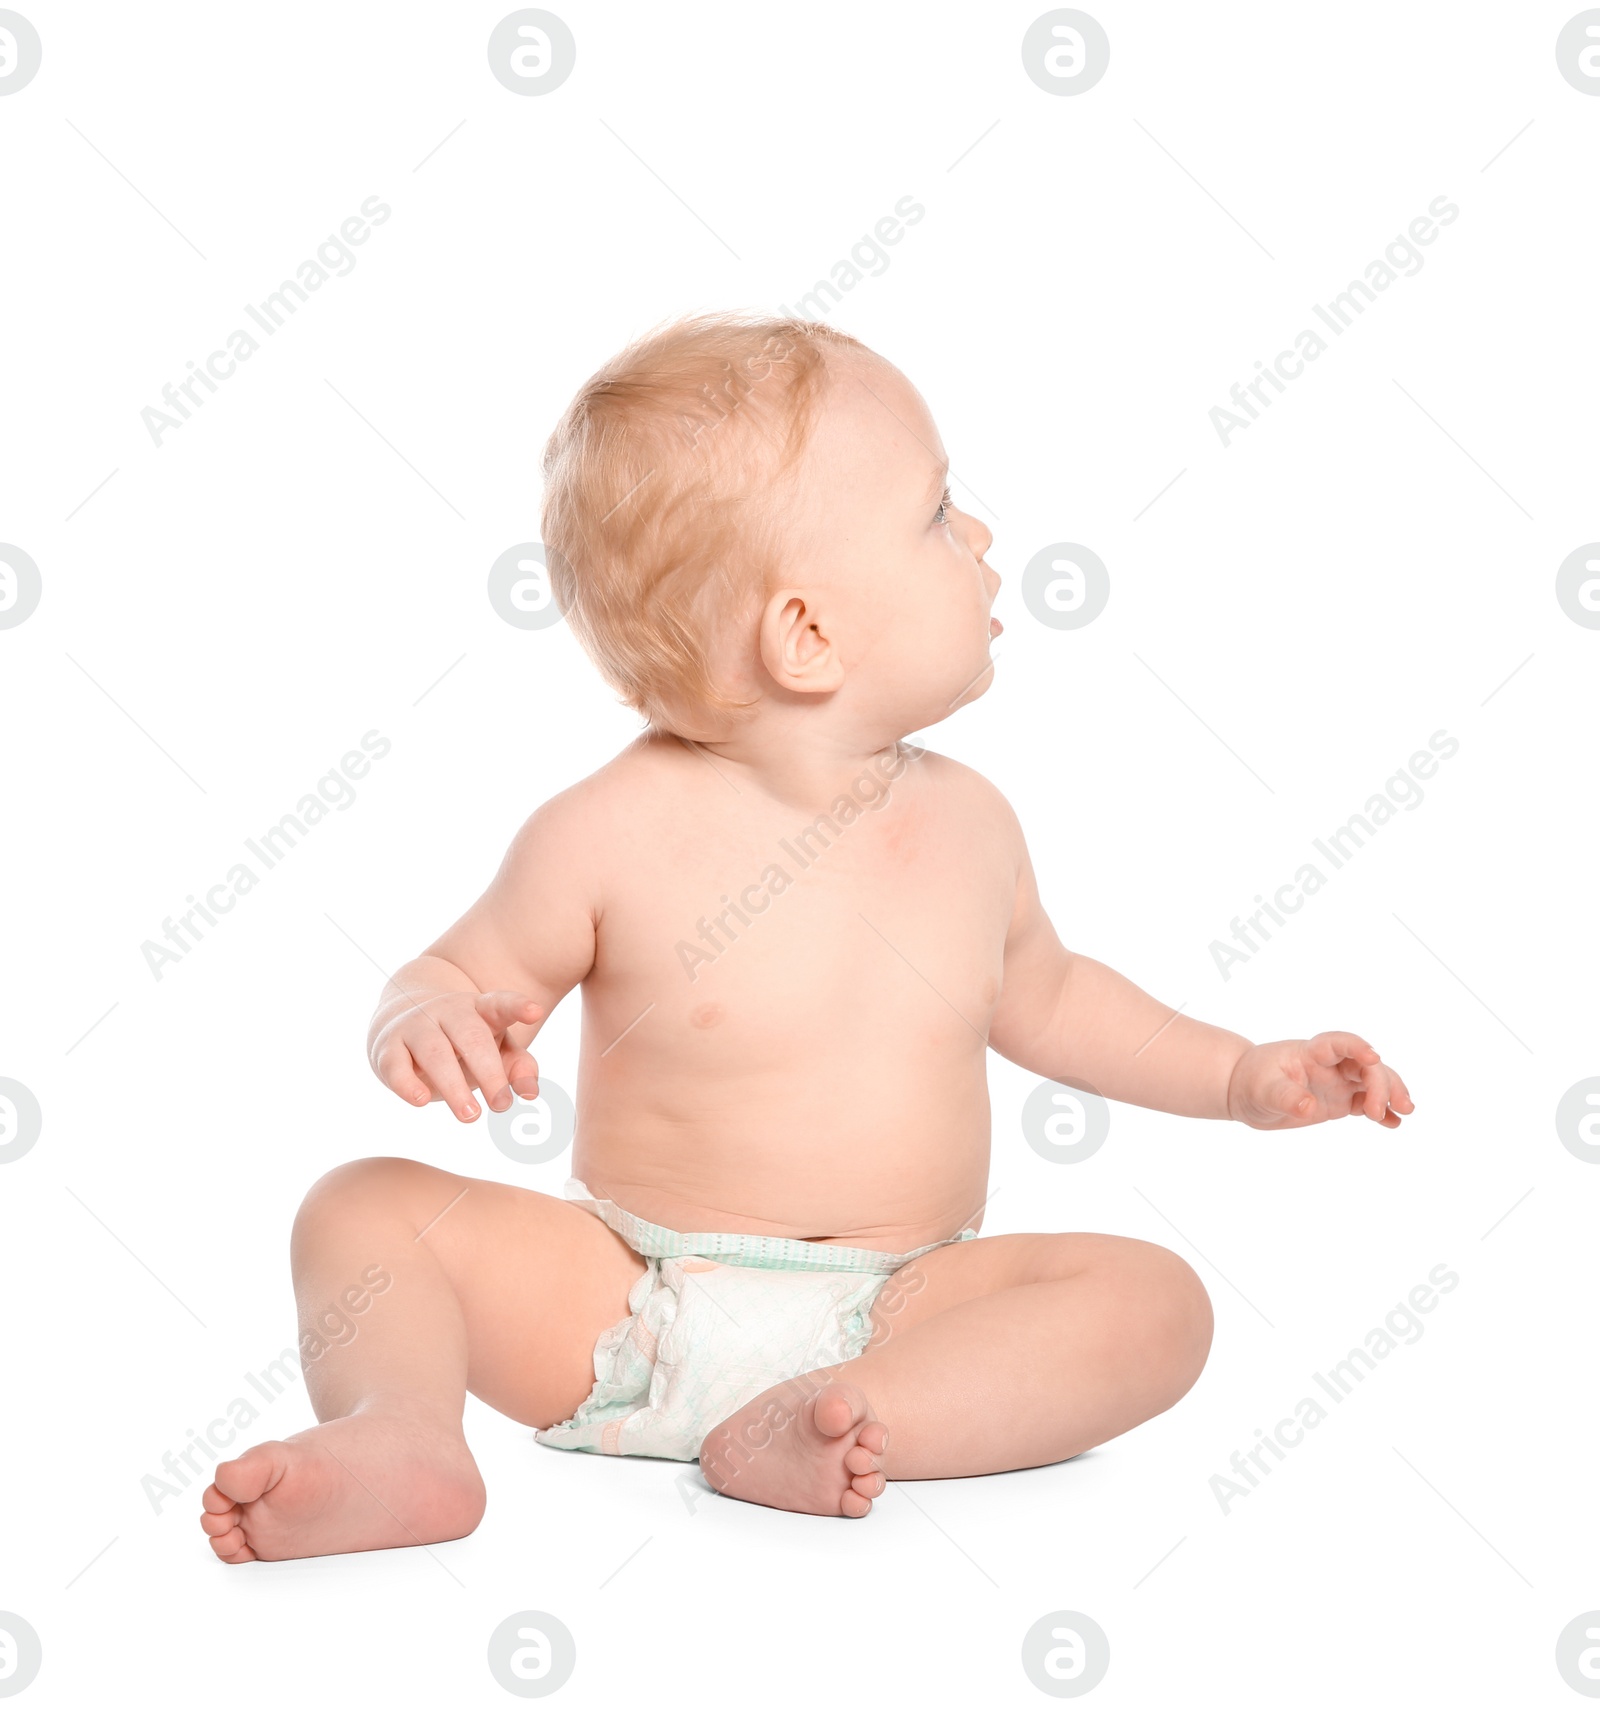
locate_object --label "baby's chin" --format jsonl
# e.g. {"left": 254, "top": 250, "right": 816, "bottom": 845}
{"left": 923, "top": 653, "right": 999, "bottom": 724}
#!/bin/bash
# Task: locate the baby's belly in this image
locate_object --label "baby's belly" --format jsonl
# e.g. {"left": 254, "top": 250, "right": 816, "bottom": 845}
{"left": 570, "top": 1055, "right": 993, "bottom": 1252}
{"left": 568, "top": 866, "right": 1006, "bottom": 1250}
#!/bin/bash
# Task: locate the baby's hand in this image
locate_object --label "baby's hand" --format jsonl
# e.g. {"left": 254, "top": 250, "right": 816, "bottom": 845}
{"left": 371, "top": 989, "right": 544, "bottom": 1122}
{"left": 1226, "top": 1031, "right": 1414, "bottom": 1131}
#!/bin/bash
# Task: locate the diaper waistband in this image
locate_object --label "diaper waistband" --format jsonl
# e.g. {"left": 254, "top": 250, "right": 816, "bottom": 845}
{"left": 562, "top": 1178, "right": 976, "bottom": 1275}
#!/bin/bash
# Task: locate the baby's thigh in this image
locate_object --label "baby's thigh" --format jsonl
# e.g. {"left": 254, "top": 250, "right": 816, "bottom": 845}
{"left": 867, "top": 1230, "right": 1204, "bottom": 1345}
{"left": 298, "top": 1157, "right": 646, "bottom": 1430}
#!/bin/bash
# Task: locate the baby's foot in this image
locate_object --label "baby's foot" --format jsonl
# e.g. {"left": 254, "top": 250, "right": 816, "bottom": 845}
{"left": 699, "top": 1377, "right": 888, "bottom": 1518}
{"left": 198, "top": 1406, "right": 485, "bottom": 1563}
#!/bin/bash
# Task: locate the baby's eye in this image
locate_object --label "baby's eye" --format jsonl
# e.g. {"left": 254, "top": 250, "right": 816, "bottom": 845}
{"left": 934, "top": 486, "right": 954, "bottom": 525}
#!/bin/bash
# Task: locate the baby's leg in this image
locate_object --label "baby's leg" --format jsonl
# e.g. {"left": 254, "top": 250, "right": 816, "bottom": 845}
{"left": 200, "top": 1158, "right": 644, "bottom": 1563}
{"left": 698, "top": 1233, "right": 1211, "bottom": 1515}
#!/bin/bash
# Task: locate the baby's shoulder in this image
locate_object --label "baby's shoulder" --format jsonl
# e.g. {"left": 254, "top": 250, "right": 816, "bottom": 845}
{"left": 908, "top": 746, "right": 1023, "bottom": 828}
{"left": 484, "top": 739, "right": 689, "bottom": 916}
{"left": 518, "top": 733, "right": 679, "bottom": 841}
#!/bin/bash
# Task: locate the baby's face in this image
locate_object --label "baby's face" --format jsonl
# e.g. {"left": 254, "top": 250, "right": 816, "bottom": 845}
{"left": 785, "top": 349, "right": 1000, "bottom": 730}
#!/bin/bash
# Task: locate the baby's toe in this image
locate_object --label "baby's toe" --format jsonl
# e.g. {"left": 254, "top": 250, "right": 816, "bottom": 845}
{"left": 844, "top": 1444, "right": 879, "bottom": 1476}
{"left": 201, "top": 1482, "right": 235, "bottom": 1514}
{"left": 851, "top": 1470, "right": 886, "bottom": 1499}
{"left": 856, "top": 1420, "right": 888, "bottom": 1455}
{"left": 208, "top": 1525, "right": 253, "bottom": 1561}
{"left": 212, "top": 1443, "right": 284, "bottom": 1507}
{"left": 199, "top": 1506, "right": 238, "bottom": 1538}
{"left": 840, "top": 1488, "right": 872, "bottom": 1519}
{"left": 812, "top": 1382, "right": 868, "bottom": 1439}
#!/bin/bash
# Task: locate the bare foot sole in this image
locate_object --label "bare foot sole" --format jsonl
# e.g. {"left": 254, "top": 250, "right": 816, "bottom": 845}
{"left": 199, "top": 1407, "right": 486, "bottom": 1563}
{"left": 699, "top": 1377, "right": 888, "bottom": 1518}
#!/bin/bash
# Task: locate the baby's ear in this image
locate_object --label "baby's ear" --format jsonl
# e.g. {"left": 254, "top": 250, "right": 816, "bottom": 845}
{"left": 758, "top": 590, "right": 845, "bottom": 695}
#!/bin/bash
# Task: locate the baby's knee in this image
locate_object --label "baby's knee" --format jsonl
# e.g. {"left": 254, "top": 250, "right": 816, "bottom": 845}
{"left": 1136, "top": 1245, "right": 1214, "bottom": 1383}
{"left": 1097, "top": 1242, "right": 1213, "bottom": 1389}
{"left": 292, "top": 1155, "right": 439, "bottom": 1239}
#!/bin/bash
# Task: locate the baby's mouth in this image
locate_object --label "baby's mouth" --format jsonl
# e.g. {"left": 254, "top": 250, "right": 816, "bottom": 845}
{"left": 989, "top": 616, "right": 1003, "bottom": 637}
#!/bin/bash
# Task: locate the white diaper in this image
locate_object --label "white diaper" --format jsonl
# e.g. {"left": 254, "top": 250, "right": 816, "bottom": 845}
{"left": 533, "top": 1178, "right": 975, "bottom": 1462}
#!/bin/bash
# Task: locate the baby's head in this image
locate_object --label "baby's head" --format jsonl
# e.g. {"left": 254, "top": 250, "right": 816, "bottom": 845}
{"left": 541, "top": 312, "right": 999, "bottom": 743}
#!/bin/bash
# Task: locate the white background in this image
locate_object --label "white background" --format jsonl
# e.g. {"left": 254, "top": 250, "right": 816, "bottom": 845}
{"left": 2, "top": 2, "right": 1597, "bottom": 1703}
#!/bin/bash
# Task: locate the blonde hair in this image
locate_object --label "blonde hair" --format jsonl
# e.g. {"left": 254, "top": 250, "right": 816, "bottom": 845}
{"left": 540, "top": 311, "right": 865, "bottom": 727}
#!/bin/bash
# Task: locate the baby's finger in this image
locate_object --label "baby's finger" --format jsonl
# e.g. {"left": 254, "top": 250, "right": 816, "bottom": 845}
{"left": 408, "top": 1031, "right": 481, "bottom": 1122}
{"left": 1358, "top": 1064, "right": 1403, "bottom": 1121}
{"left": 439, "top": 1015, "right": 515, "bottom": 1113}
{"left": 375, "top": 1042, "right": 432, "bottom": 1108}
{"left": 1268, "top": 1075, "right": 1316, "bottom": 1120}
{"left": 500, "top": 1042, "right": 541, "bottom": 1099}
{"left": 476, "top": 990, "right": 545, "bottom": 1034}
{"left": 1310, "top": 1030, "right": 1379, "bottom": 1069}
{"left": 1363, "top": 1070, "right": 1389, "bottom": 1122}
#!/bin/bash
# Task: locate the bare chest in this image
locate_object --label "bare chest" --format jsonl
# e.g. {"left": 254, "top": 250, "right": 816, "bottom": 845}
{"left": 595, "top": 786, "right": 1013, "bottom": 1049}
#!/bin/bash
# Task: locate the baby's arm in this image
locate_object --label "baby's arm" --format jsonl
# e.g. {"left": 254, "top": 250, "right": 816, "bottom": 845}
{"left": 367, "top": 789, "right": 598, "bottom": 1122}
{"left": 986, "top": 792, "right": 1413, "bottom": 1129}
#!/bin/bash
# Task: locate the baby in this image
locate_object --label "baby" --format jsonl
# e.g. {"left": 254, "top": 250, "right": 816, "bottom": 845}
{"left": 200, "top": 313, "right": 1413, "bottom": 1562}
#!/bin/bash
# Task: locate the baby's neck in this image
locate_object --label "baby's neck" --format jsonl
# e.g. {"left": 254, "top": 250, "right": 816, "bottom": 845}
{"left": 656, "top": 711, "right": 916, "bottom": 812}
